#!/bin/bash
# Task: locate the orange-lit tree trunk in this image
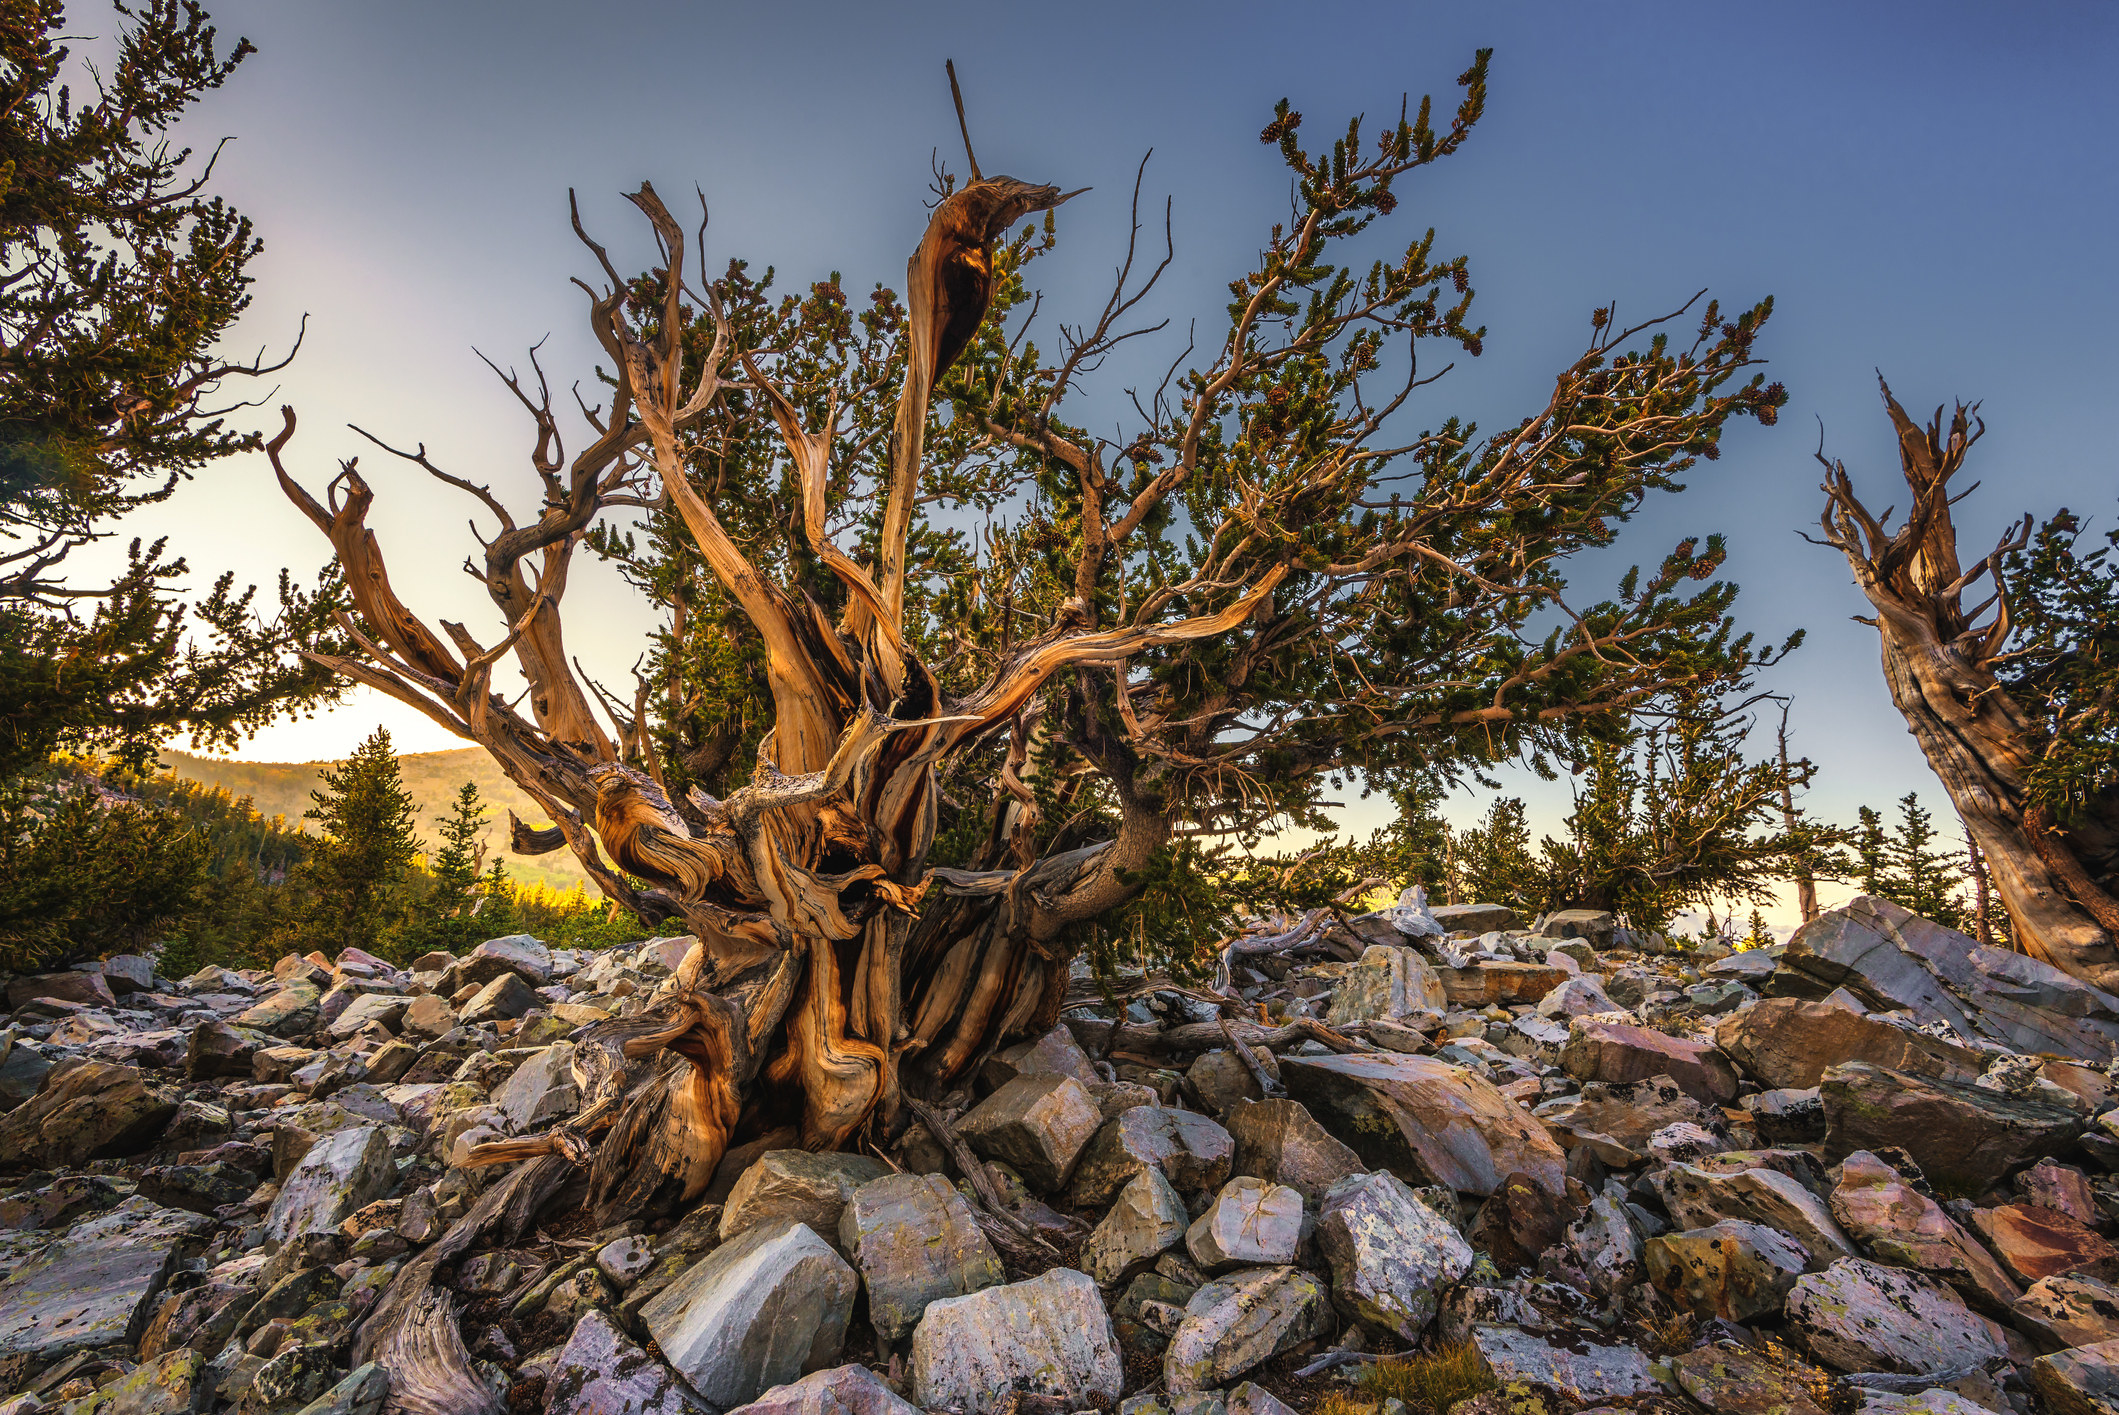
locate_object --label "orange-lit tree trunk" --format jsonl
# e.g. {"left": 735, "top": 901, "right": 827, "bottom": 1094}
{"left": 1818, "top": 384, "right": 2119, "bottom": 987}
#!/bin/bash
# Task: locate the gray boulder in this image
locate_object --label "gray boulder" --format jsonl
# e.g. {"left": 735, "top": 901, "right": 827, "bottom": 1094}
{"left": 1655, "top": 1161, "right": 1856, "bottom": 1270}
{"left": 1786, "top": 1257, "right": 2010, "bottom": 1374}
{"left": 1224, "top": 1098, "right": 1365, "bottom": 1205}
{"left": 1280, "top": 1052, "right": 1565, "bottom": 1197}
{"left": 1185, "top": 1176, "right": 1303, "bottom": 1272}
{"left": 1164, "top": 1267, "right": 1333, "bottom": 1394}
{"left": 458, "top": 972, "right": 539, "bottom": 1026}
{"left": 0, "top": 1059, "right": 176, "bottom": 1166}
{"left": 1066, "top": 1106, "right": 1234, "bottom": 1206}
{"left": 838, "top": 1172, "right": 1002, "bottom": 1343}
{"left": 264, "top": 1125, "right": 394, "bottom": 1247}
{"left": 642, "top": 1221, "right": 857, "bottom": 1410}
{"left": 719, "top": 1151, "right": 888, "bottom": 1251}
{"left": 547, "top": 1310, "right": 699, "bottom": 1415}
{"left": 1469, "top": 1324, "right": 1658, "bottom": 1402}
{"left": 723, "top": 1364, "right": 920, "bottom": 1415}
{"left": 910, "top": 1268, "right": 1122, "bottom": 1415}
{"left": 1324, "top": 945, "right": 1446, "bottom": 1027}
{"left": 455, "top": 934, "right": 555, "bottom": 989}
{"left": 0, "top": 1198, "right": 211, "bottom": 1374}
{"left": 1083, "top": 1167, "right": 1190, "bottom": 1286}
{"left": 1315, "top": 1169, "right": 1473, "bottom": 1339}
{"left": 492, "top": 1043, "right": 580, "bottom": 1130}
{"left": 2032, "top": 1338, "right": 2119, "bottom": 1415}
{"left": 955, "top": 1074, "right": 1102, "bottom": 1193}
{"left": 1644, "top": 1220, "right": 1810, "bottom": 1321}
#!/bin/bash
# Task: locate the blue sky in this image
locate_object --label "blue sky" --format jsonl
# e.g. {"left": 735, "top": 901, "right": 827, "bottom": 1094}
{"left": 122, "top": 1, "right": 2119, "bottom": 911}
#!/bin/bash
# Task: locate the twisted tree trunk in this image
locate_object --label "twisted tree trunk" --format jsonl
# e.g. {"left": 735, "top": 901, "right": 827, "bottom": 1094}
{"left": 273, "top": 174, "right": 1286, "bottom": 1245}
{"left": 1819, "top": 383, "right": 2119, "bottom": 988}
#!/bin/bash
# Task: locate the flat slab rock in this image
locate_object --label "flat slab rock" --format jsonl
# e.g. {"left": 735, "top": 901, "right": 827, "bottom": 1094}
{"left": 0, "top": 1198, "right": 211, "bottom": 1377}
{"left": 1468, "top": 1324, "right": 1659, "bottom": 1403}
{"left": 643, "top": 1220, "right": 856, "bottom": 1410}
{"left": 1279, "top": 1051, "right": 1565, "bottom": 1198}
{"left": 1164, "top": 1265, "right": 1333, "bottom": 1394}
{"left": 1786, "top": 1257, "right": 2010, "bottom": 1374}
{"left": 548, "top": 1310, "right": 700, "bottom": 1415}
{"left": 909, "top": 1267, "right": 1121, "bottom": 1415}
{"left": 2032, "top": 1337, "right": 2119, "bottom": 1415}
{"left": 1673, "top": 1342, "right": 1832, "bottom": 1415}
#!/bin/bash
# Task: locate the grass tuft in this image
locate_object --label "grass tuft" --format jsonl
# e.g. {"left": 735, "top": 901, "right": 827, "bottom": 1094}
{"left": 1358, "top": 1342, "right": 1498, "bottom": 1414}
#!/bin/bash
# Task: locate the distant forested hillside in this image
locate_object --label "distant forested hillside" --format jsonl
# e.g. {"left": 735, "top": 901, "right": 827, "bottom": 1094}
{"left": 160, "top": 748, "right": 592, "bottom": 893}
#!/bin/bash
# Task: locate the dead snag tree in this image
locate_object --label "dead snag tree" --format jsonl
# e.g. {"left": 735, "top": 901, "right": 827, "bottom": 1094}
{"left": 274, "top": 53, "right": 1791, "bottom": 1217}
{"left": 1819, "top": 382, "right": 2119, "bottom": 986}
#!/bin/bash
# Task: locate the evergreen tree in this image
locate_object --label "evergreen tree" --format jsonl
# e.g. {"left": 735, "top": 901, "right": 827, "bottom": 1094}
{"left": 1848, "top": 794, "right": 1970, "bottom": 929}
{"left": 1, "top": 1, "right": 344, "bottom": 781}
{"left": 1455, "top": 797, "right": 1541, "bottom": 913}
{"left": 401, "top": 781, "right": 491, "bottom": 956}
{"left": 0, "top": 768, "right": 205, "bottom": 969}
{"left": 290, "top": 728, "right": 416, "bottom": 958}
{"left": 475, "top": 856, "right": 519, "bottom": 936}
{"left": 1525, "top": 692, "right": 1841, "bottom": 929}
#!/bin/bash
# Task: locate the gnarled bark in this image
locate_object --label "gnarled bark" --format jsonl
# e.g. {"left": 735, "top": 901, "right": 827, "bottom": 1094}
{"left": 1818, "top": 381, "right": 2119, "bottom": 987}
{"left": 274, "top": 172, "right": 1281, "bottom": 1234}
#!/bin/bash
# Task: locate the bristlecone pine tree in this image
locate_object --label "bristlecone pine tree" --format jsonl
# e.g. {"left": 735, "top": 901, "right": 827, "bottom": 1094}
{"left": 1819, "top": 383, "right": 2119, "bottom": 985}
{"left": 273, "top": 60, "right": 1795, "bottom": 1331}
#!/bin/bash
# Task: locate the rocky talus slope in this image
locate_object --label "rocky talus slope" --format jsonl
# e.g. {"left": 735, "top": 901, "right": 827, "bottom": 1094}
{"left": 8, "top": 896, "right": 2119, "bottom": 1415}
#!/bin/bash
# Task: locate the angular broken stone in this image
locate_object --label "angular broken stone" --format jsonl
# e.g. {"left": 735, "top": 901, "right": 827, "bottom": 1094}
{"left": 0, "top": 1059, "right": 176, "bottom": 1167}
{"left": 1224, "top": 1097, "right": 1365, "bottom": 1206}
{"left": 1822, "top": 1061, "right": 2085, "bottom": 1191}
{"left": 1468, "top": 1324, "right": 1658, "bottom": 1402}
{"left": 1560, "top": 1017, "right": 1738, "bottom": 1104}
{"left": 1536, "top": 976, "right": 1619, "bottom": 1020}
{"left": 2031, "top": 1338, "right": 2119, "bottom": 1415}
{"left": 1786, "top": 1257, "right": 2010, "bottom": 1374}
{"left": 983, "top": 1025, "right": 1100, "bottom": 1090}
{"left": 1673, "top": 1342, "right": 1832, "bottom": 1415}
{"left": 0, "top": 1198, "right": 211, "bottom": 1373}
{"left": 1776, "top": 896, "right": 2119, "bottom": 1061}
{"left": 1066, "top": 1106, "right": 1235, "bottom": 1206}
{"left": 642, "top": 1220, "right": 856, "bottom": 1410}
{"left": 1186, "top": 1047, "right": 1279, "bottom": 1116}
{"left": 1656, "top": 1161, "right": 1855, "bottom": 1270}
{"left": 723, "top": 1363, "right": 921, "bottom": 1415}
{"left": 910, "top": 1267, "right": 1123, "bottom": 1415}
{"left": 1326, "top": 944, "right": 1447, "bottom": 1026}
{"left": 838, "top": 1172, "right": 1002, "bottom": 1343}
{"left": 955, "top": 1074, "right": 1103, "bottom": 1193}
{"left": 235, "top": 980, "right": 322, "bottom": 1037}
{"left": 490, "top": 1042, "right": 579, "bottom": 1131}
{"left": 719, "top": 1150, "right": 888, "bottom": 1252}
{"left": 1084, "top": 1167, "right": 1190, "bottom": 1286}
{"left": 264, "top": 1125, "right": 394, "bottom": 1248}
{"left": 1829, "top": 1151, "right": 2019, "bottom": 1312}
{"left": 1531, "top": 1072, "right": 1713, "bottom": 1167}
{"left": 1437, "top": 962, "right": 1571, "bottom": 1008}
{"left": 1745, "top": 1086, "right": 1827, "bottom": 1145}
{"left": 453, "top": 934, "right": 555, "bottom": 989}
{"left": 1645, "top": 1219, "right": 1809, "bottom": 1321}
{"left": 1315, "top": 1169, "right": 1472, "bottom": 1338}
{"left": 1164, "top": 1266, "right": 1333, "bottom": 1394}
{"left": 457, "top": 971, "right": 539, "bottom": 1026}
{"left": 2014, "top": 1273, "right": 2119, "bottom": 1353}
{"left": 1971, "top": 1202, "right": 2119, "bottom": 1287}
{"left": 1184, "top": 1176, "right": 1303, "bottom": 1272}
{"left": 1280, "top": 1051, "right": 1565, "bottom": 1198}
{"left": 548, "top": 1309, "right": 697, "bottom": 1415}
{"left": 1717, "top": 998, "right": 1985, "bottom": 1090}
